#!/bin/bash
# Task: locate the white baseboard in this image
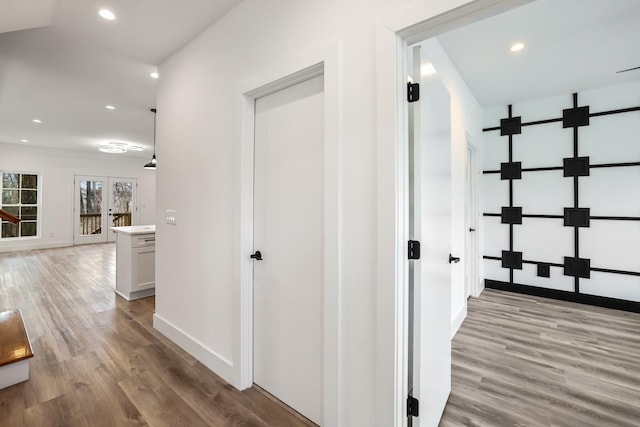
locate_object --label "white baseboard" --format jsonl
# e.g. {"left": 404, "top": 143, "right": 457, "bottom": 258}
{"left": 152, "top": 313, "right": 238, "bottom": 388}
{"left": 0, "top": 359, "right": 29, "bottom": 390}
{"left": 0, "top": 240, "right": 72, "bottom": 254}
{"left": 451, "top": 303, "right": 467, "bottom": 339}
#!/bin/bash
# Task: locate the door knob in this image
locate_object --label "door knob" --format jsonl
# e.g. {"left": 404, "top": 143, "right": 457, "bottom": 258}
{"left": 469, "top": 228, "right": 475, "bottom": 232}
{"left": 449, "top": 254, "right": 460, "bottom": 264}
{"left": 250, "top": 250, "right": 263, "bottom": 261}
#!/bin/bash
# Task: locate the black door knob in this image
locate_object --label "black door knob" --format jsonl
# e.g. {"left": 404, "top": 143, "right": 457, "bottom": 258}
{"left": 250, "top": 250, "right": 263, "bottom": 261}
{"left": 469, "top": 228, "right": 475, "bottom": 232}
{"left": 449, "top": 254, "right": 460, "bottom": 264}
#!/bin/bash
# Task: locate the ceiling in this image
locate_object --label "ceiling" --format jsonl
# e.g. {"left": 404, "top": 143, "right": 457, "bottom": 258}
{"left": 437, "top": 0, "right": 640, "bottom": 107}
{"left": 2, "top": 0, "right": 639, "bottom": 155}
{"left": 0, "top": 0, "right": 241, "bottom": 157}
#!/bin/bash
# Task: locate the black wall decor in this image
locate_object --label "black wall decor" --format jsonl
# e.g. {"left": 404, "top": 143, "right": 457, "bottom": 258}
{"left": 482, "top": 92, "right": 640, "bottom": 312}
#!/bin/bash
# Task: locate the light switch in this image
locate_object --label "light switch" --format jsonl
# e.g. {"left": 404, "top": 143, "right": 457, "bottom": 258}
{"left": 166, "top": 210, "right": 177, "bottom": 225}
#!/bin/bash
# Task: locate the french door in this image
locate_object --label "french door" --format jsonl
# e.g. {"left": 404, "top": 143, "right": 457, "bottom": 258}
{"left": 74, "top": 176, "right": 136, "bottom": 245}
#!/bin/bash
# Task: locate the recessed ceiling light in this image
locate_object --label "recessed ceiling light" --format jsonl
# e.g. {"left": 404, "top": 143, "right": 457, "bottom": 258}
{"left": 99, "top": 142, "right": 127, "bottom": 154}
{"left": 105, "top": 105, "right": 116, "bottom": 110}
{"left": 99, "top": 9, "right": 116, "bottom": 20}
{"left": 20, "top": 139, "right": 28, "bottom": 143}
{"left": 421, "top": 62, "right": 437, "bottom": 76}
{"left": 32, "top": 119, "right": 42, "bottom": 123}
{"left": 510, "top": 42, "right": 525, "bottom": 53}
{"left": 150, "top": 72, "right": 159, "bottom": 79}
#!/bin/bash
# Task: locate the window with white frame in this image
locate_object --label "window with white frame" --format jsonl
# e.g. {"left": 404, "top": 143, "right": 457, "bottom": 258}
{"left": 1, "top": 172, "right": 40, "bottom": 239}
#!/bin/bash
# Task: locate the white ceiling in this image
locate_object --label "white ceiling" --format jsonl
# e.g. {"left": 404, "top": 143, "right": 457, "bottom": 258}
{"left": 0, "top": 0, "right": 242, "bottom": 157}
{"left": 437, "top": 0, "right": 640, "bottom": 107}
{"left": 2, "top": 0, "right": 639, "bottom": 155}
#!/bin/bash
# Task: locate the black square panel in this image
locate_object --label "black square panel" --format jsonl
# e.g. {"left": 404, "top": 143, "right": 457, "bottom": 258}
{"left": 563, "top": 106, "right": 590, "bottom": 128}
{"left": 501, "top": 207, "right": 522, "bottom": 224}
{"left": 537, "top": 263, "right": 550, "bottom": 278}
{"left": 500, "top": 117, "right": 522, "bottom": 136}
{"left": 501, "top": 162, "right": 522, "bottom": 180}
{"left": 564, "top": 208, "right": 590, "bottom": 227}
{"left": 502, "top": 251, "right": 523, "bottom": 269}
{"left": 564, "top": 257, "right": 591, "bottom": 278}
{"left": 563, "top": 157, "right": 590, "bottom": 177}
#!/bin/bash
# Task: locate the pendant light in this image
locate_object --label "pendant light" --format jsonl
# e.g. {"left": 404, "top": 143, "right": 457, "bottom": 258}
{"left": 144, "top": 108, "right": 157, "bottom": 170}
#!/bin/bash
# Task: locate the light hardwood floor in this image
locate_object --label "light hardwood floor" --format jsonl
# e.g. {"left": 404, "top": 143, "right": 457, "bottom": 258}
{"left": 440, "top": 289, "right": 640, "bottom": 427}
{"left": 0, "top": 244, "right": 314, "bottom": 426}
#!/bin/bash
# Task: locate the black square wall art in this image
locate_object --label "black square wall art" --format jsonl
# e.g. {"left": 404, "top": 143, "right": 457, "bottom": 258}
{"left": 563, "top": 157, "right": 590, "bottom": 177}
{"left": 564, "top": 257, "right": 591, "bottom": 279}
{"left": 501, "top": 207, "right": 522, "bottom": 224}
{"left": 502, "top": 251, "right": 523, "bottom": 270}
{"left": 501, "top": 162, "right": 522, "bottom": 180}
{"left": 563, "top": 106, "right": 590, "bottom": 128}
{"left": 564, "top": 208, "right": 590, "bottom": 227}
{"left": 500, "top": 117, "right": 522, "bottom": 136}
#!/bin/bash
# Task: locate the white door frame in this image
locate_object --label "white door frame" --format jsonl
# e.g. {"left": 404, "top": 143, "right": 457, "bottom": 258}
{"left": 237, "top": 41, "right": 341, "bottom": 426}
{"left": 375, "top": 1, "right": 534, "bottom": 425}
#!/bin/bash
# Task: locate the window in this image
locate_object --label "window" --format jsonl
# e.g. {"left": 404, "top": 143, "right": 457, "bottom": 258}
{"left": 1, "top": 172, "right": 40, "bottom": 239}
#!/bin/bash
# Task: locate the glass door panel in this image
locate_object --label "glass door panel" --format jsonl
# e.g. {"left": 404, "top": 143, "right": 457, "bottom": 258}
{"left": 74, "top": 176, "right": 106, "bottom": 245}
{"left": 107, "top": 178, "right": 136, "bottom": 242}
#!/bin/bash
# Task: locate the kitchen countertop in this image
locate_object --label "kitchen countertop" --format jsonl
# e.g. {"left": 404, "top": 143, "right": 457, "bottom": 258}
{"left": 111, "top": 225, "right": 156, "bottom": 235}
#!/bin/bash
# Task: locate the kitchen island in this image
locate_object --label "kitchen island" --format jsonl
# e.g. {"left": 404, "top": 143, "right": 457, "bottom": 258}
{"left": 111, "top": 225, "right": 156, "bottom": 300}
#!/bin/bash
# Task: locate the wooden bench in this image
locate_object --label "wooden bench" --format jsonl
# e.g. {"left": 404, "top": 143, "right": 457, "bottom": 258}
{"left": 0, "top": 309, "right": 34, "bottom": 389}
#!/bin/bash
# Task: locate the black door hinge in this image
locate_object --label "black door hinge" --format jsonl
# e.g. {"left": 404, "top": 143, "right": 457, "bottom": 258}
{"left": 407, "top": 82, "right": 420, "bottom": 102}
{"left": 407, "top": 395, "right": 419, "bottom": 417}
{"left": 408, "top": 240, "right": 420, "bottom": 260}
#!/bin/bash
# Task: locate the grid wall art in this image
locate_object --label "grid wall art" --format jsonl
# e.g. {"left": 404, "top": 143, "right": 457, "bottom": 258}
{"left": 482, "top": 85, "right": 640, "bottom": 312}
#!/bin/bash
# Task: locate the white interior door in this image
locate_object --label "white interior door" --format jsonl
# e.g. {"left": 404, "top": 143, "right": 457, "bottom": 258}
{"left": 253, "top": 75, "right": 324, "bottom": 425}
{"left": 465, "top": 144, "right": 477, "bottom": 298}
{"left": 409, "top": 45, "right": 453, "bottom": 427}
{"left": 74, "top": 176, "right": 136, "bottom": 245}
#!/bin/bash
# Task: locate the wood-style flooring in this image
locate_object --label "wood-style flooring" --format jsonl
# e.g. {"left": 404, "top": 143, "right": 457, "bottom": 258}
{"left": 440, "top": 289, "right": 640, "bottom": 427}
{"left": 0, "top": 244, "right": 314, "bottom": 426}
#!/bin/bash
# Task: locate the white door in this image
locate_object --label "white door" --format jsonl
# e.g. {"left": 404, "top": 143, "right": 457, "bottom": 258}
{"left": 74, "top": 176, "right": 136, "bottom": 245}
{"left": 465, "top": 144, "right": 478, "bottom": 299}
{"left": 252, "top": 75, "right": 324, "bottom": 425}
{"left": 409, "top": 45, "right": 453, "bottom": 427}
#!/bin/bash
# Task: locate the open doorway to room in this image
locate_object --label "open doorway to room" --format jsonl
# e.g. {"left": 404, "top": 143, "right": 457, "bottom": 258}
{"left": 379, "top": 0, "right": 640, "bottom": 425}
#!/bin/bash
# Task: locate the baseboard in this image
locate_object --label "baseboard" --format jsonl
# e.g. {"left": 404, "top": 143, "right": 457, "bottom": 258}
{"left": 152, "top": 313, "right": 238, "bottom": 388}
{"left": 0, "top": 240, "right": 72, "bottom": 254}
{"left": 451, "top": 303, "right": 467, "bottom": 339}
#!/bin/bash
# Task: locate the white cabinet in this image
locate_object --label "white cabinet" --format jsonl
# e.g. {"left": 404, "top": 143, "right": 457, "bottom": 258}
{"left": 112, "top": 226, "right": 156, "bottom": 300}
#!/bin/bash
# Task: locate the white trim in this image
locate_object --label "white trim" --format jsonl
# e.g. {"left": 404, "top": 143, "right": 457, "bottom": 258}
{"left": 451, "top": 304, "right": 467, "bottom": 339}
{"left": 236, "top": 40, "right": 341, "bottom": 426}
{"left": 376, "top": 1, "right": 534, "bottom": 425}
{"left": 0, "top": 359, "right": 29, "bottom": 390}
{"left": 153, "top": 313, "right": 235, "bottom": 382}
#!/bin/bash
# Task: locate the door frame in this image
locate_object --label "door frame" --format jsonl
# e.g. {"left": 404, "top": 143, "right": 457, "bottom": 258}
{"left": 237, "top": 40, "right": 341, "bottom": 426}
{"left": 375, "top": 1, "right": 534, "bottom": 425}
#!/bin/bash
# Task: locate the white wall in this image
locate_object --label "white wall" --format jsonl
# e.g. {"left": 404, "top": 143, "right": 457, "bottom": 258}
{"left": 0, "top": 142, "right": 156, "bottom": 253}
{"left": 152, "top": 0, "right": 475, "bottom": 425}
{"left": 419, "top": 38, "right": 483, "bottom": 337}
{"left": 482, "top": 81, "right": 640, "bottom": 301}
